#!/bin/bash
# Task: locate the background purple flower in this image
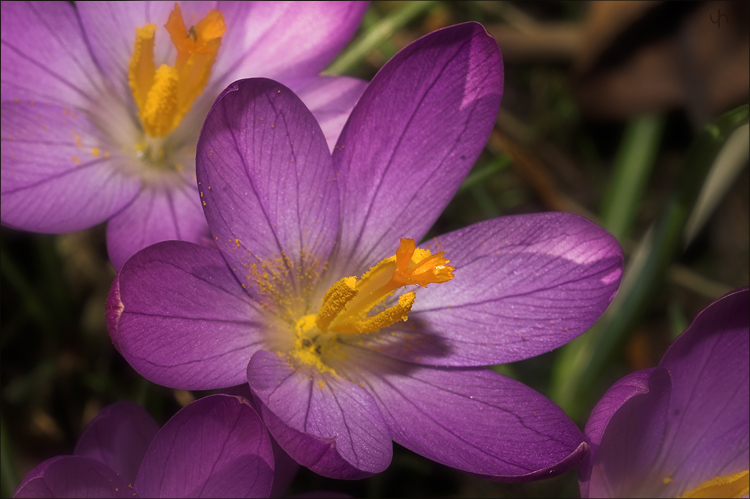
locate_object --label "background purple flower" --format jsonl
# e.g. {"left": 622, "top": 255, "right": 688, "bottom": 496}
{"left": 106, "top": 22, "right": 623, "bottom": 482}
{"left": 14, "top": 395, "right": 275, "bottom": 498}
{"left": 1, "top": 1, "right": 368, "bottom": 268}
{"left": 579, "top": 287, "right": 749, "bottom": 498}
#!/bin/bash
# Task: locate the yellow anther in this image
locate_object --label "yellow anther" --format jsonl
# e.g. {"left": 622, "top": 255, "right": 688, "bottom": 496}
{"left": 128, "top": 24, "right": 156, "bottom": 111}
{"left": 326, "top": 238, "right": 453, "bottom": 331}
{"left": 331, "top": 292, "right": 415, "bottom": 335}
{"left": 678, "top": 470, "right": 749, "bottom": 498}
{"left": 315, "top": 277, "right": 357, "bottom": 332}
{"left": 128, "top": 3, "right": 225, "bottom": 138}
{"left": 289, "top": 239, "right": 452, "bottom": 373}
{"left": 140, "top": 65, "right": 179, "bottom": 137}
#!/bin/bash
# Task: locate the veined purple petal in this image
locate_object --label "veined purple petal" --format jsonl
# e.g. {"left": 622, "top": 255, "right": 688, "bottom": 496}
{"left": 247, "top": 350, "right": 393, "bottom": 479}
{"left": 652, "top": 288, "right": 749, "bottom": 497}
{"left": 14, "top": 456, "right": 134, "bottom": 498}
{"left": 107, "top": 241, "right": 266, "bottom": 390}
{"left": 329, "top": 22, "right": 503, "bottom": 281}
{"left": 209, "top": 2, "right": 368, "bottom": 86}
{"left": 1, "top": 102, "right": 140, "bottom": 233}
{"left": 580, "top": 368, "right": 672, "bottom": 498}
{"left": 290, "top": 76, "right": 368, "bottom": 152}
{"left": 345, "top": 347, "right": 587, "bottom": 482}
{"left": 217, "top": 386, "right": 301, "bottom": 496}
{"left": 74, "top": 402, "right": 160, "bottom": 485}
{"left": 1, "top": 1, "right": 103, "bottom": 108}
{"left": 105, "top": 181, "right": 209, "bottom": 269}
{"left": 135, "top": 395, "right": 274, "bottom": 499}
{"left": 369, "top": 213, "right": 623, "bottom": 365}
{"left": 196, "top": 78, "right": 339, "bottom": 317}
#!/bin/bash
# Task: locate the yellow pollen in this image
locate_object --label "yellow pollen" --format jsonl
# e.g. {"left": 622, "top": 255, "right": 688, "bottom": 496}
{"left": 128, "top": 3, "right": 225, "bottom": 138}
{"left": 290, "top": 239, "right": 454, "bottom": 371}
{"left": 315, "top": 277, "right": 357, "bottom": 332}
{"left": 331, "top": 292, "right": 416, "bottom": 335}
{"left": 678, "top": 470, "right": 749, "bottom": 498}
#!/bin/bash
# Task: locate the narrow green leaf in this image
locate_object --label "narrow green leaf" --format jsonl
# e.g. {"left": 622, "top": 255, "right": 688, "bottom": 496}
{"left": 601, "top": 114, "right": 665, "bottom": 241}
{"left": 1, "top": 411, "right": 19, "bottom": 498}
{"left": 325, "top": 1, "right": 439, "bottom": 75}
{"left": 550, "top": 105, "right": 749, "bottom": 420}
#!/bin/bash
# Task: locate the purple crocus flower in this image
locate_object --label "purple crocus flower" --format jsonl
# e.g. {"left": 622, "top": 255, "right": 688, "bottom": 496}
{"left": 14, "top": 395, "right": 275, "bottom": 498}
{"left": 107, "top": 23, "right": 624, "bottom": 481}
{"left": 579, "top": 287, "right": 749, "bottom": 498}
{"left": 1, "top": 1, "right": 367, "bottom": 268}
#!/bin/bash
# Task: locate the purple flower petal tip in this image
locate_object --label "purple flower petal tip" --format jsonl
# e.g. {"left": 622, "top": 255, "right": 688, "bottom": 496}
{"left": 485, "top": 441, "right": 589, "bottom": 483}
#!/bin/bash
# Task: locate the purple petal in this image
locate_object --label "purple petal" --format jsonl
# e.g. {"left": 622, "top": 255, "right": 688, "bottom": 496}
{"left": 14, "top": 456, "right": 134, "bottom": 498}
{"left": 215, "top": 384, "right": 301, "bottom": 496}
{"left": 591, "top": 367, "right": 673, "bottom": 498}
{"left": 580, "top": 288, "right": 749, "bottom": 498}
{"left": 74, "top": 402, "right": 160, "bottom": 485}
{"left": 105, "top": 181, "right": 209, "bottom": 270}
{"left": 268, "top": 436, "right": 300, "bottom": 499}
{"left": 329, "top": 22, "right": 503, "bottom": 280}
{"left": 135, "top": 394, "right": 274, "bottom": 498}
{"left": 579, "top": 368, "right": 671, "bottom": 498}
{"left": 107, "top": 241, "right": 266, "bottom": 390}
{"left": 370, "top": 213, "right": 623, "bottom": 365}
{"left": 247, "top": 350, "right": 393, "bottom": 479}
{"left": 346, "top": 347, "right": 587, "bottom": 482}
{"left": 1, "top": 102, "right": 139, "bottom": 233}
{"left": 654, "top": 287, "right": 749, "bottom": 497}
{"left": 209, "top": 2, "right": 368, "bottom": 85}
{"left": 290, "top": 76, "right": 368, "bottom": 152}
{"left": 196, "top": 78, "right": 338, "bottom": 317}
{"left": 1, "top": 1, "right": 102, "bottom": 108}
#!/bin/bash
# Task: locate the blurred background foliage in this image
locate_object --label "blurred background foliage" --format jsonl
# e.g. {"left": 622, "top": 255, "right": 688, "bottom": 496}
{"left": 1, "top": 1, "right": 748, "bottom": 497}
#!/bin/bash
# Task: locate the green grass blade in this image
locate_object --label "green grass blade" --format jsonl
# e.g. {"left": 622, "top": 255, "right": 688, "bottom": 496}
{"left": 550, "top": 105, "right": 749, "bottom": 420}
{"left": 600, "top": 114, "right": 665, "bottom": 241}
{"left": 325, "top": 1, "right": 439, "bottom": 76}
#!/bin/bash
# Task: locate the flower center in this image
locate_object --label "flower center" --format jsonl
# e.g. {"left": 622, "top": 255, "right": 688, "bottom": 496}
{"left": 128, "top": 3, "right": 225, "bottom": 138}
{"left": 677, "top": 470, "right": 749, "bottom": 498}
{"left": 291, "top": 238, "right": 454, "bottom": 372}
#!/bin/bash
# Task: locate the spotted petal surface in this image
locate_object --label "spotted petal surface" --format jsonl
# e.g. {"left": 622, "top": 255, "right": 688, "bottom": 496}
{"left": 370, "top": 213, "right": 623, "bottom": 366}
